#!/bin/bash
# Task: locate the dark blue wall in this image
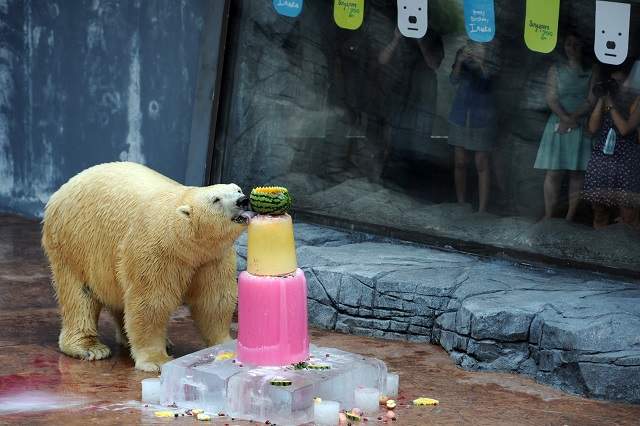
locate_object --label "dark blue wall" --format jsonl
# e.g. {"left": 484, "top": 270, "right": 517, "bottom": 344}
{"left": 0, "top": 0, "right": 209, "bottom": 218}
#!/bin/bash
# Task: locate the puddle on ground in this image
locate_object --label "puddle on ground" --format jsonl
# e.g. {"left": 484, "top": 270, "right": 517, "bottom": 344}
{"left": 0, "top": 391, "right": 89, "bottom": 414}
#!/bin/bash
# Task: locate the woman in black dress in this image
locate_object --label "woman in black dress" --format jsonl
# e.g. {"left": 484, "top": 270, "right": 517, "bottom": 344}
{"left": 583, "top": 66, "right": 640, "bottom": 228}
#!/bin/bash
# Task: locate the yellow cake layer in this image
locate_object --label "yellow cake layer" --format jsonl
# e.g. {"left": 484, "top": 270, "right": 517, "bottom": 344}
{"left": 246, "top": 214, "right": 297, "bottom": 276}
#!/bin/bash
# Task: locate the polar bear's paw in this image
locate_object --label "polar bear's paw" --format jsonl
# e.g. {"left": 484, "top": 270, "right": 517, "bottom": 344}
{"left": 60, "top": 336, "right": 112, "bottom": 361}
{"left": 135, "top": 353, "right": 173, "bottom": 372}
{"left": 81, "top": 342, "right": 112, "bottom": 360}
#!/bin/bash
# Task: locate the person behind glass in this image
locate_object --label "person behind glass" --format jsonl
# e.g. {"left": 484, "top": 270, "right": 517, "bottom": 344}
{"left": 378, "top": 28, "right": 444, "bottom": 173}
{"left": 448, "top": 41, "right": 498, "bottom": 213}
{"left": 533, "top": 32, "right": 595, "bottom": 221}
{"left": 583, "top": 62, "right": 640, "bottom": 229}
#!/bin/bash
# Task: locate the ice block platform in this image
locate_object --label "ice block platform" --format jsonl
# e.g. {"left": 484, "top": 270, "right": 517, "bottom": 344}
{"left": 159, "top": 340, "right": 387, "bottom": 425}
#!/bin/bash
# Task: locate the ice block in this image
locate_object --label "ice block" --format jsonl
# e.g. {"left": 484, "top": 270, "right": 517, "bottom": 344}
{"left": 158, "top": 343, "right": 388, "bottom": 424}
{"left": 246, "top": 214, "right": 297, "bottom": 276}
{"left": 354, "top": 387, "right": 380, "bottom": 415}
{"left": 159, "top": 341, "right": 241, "bottom": 413}
{"left": 237, "top": 268, "right": 309, "bottom": 365}
{"left": 313, "top": 400, "right": 340, "bottom": 425}
{"left": 141, "top": 378, "right": 161, "bottom": 404}
{"left": 386, "top": 373, "right": 399, "bottom": 397}
{"left": 226, "top": 346, "right": 387, "bottom": 423}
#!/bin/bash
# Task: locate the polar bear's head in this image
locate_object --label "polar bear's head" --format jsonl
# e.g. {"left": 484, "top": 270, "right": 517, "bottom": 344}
{"left": 176, "top": 183, "right": 253, "bottom": 238}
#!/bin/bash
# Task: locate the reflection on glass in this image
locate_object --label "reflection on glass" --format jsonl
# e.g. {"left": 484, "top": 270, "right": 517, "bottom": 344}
{"left": 448, "top": 41, "right": 498, "bottom": 213}
{"left": 584, "top": 62, "right": 640, "bottom": 228}
{"left": 219, "top": 0, "right": 640, "bottom": 273}
{"left": 533, "top": 32, "right": 594, "bottom": 221}
{"left": 378, "top": 27, "right": 444, "bottom": 179}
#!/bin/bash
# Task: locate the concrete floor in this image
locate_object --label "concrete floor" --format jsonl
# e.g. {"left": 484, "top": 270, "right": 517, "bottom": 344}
{"left": 1, "top": 214, "right": 639, "bottom": 425}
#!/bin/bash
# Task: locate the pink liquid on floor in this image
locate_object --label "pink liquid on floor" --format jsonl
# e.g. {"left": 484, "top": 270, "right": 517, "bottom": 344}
{"left": 237, "top": 268, "right": 309, "bottom": 366}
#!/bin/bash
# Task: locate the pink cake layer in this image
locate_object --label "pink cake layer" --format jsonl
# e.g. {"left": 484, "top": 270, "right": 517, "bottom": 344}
{"left": 237, "top": 268, "right": 309, "bottom": 366}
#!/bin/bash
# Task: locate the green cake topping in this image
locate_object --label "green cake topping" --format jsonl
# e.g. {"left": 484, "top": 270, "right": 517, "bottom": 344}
{"left": 250, "top": 186, "right": 292, "bottom": 215}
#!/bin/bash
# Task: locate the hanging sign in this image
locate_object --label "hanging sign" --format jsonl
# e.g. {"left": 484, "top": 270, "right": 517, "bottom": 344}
{"left": 334, "top": 0, "right": 365, "bottom": 30}
{"left": 397, "top": 0, "right": 428, "bottom": 39}
{"left": 273, "top": 0, "right": 303, "bottom": 18}
{"left": 464, "top": 0, "right": 495, "bottom": 42}
{"left": 594, "top": 1, "right": 630, "bottom": 65}
{"left": 524, "top": 0, "right": 560, "bottom": 53}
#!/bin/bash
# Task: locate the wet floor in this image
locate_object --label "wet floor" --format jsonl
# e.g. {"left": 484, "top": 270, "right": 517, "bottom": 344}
{"left": 1, "top": 214, "right": 639, "bottom": 425}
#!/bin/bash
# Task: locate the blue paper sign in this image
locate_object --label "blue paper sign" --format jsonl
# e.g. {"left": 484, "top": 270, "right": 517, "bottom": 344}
{"left": 273, "top": 0, "right": 303, "bottom": 18}
{"left": 464, "top": 0, "right": 495, "bottom": 42}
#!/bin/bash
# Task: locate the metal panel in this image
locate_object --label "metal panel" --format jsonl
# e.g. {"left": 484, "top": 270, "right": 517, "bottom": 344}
{"left": 0, "top": 0, "right": 212, "bottom": 218}
{"left": 185, "top": 0, "right": 230, "bottom": 186}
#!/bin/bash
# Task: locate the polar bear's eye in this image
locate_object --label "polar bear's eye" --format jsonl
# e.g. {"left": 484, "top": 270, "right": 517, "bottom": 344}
{"left": 213, "top": 197, "right": 220, "bottom": 203}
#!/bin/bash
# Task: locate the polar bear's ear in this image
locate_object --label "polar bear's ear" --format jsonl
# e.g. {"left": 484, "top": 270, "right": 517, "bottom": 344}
{"left": 177, "top": 205, "right": 192, "bottom": 218}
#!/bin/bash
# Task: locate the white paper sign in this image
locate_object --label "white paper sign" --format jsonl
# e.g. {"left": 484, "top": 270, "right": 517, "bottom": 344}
{"left": 594, "top": 1, "right": 630, "bottom": 65}
{"left": 397, "top": 0, "right": 428, "bottom": 39}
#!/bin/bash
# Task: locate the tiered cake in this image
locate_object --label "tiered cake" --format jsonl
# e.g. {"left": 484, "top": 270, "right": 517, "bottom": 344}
{"left": 152, "top": 186, "right": 391, "bottom": 425}
{"left": 237, "top": 195, "right": 309, "bottom": 365}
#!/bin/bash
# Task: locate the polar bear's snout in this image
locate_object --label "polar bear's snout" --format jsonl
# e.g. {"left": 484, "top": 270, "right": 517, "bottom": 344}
{"left": 230, "top": 192, "right": 256, "bottom": 224}
{"left": 236, "top": 195, "right": 249, "bottom": 209}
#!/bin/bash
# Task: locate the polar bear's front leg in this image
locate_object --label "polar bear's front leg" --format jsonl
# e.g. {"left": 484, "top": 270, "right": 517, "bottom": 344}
{"left": 186, "top": 254, "right": 238, "bottom": 347}
{"left": 120, "top": 257, "right": 184, "bottom": 372}
{"left": 124, "top": 292, "right": 175, "bottom": 372}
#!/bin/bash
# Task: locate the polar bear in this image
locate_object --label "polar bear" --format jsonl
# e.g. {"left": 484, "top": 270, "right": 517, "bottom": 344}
{"left": 42, "top": 162, "right": 252, "bottom": 372}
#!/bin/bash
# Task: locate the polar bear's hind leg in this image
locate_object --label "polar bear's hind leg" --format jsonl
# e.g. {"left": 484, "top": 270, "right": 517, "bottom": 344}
{"left": 53, "top": 264, "right": 111, "bottom": 361}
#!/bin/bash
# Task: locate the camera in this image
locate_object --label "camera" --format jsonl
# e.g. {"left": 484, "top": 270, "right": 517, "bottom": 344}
{"left": 592, "top": 78, "right": 619, "bottom": 97}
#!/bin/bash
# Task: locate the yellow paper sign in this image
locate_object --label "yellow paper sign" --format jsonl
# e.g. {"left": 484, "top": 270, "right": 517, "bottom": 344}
{"left": 524, "top": 0, "right": 560, "bottom": 53}
{"left": 334, "top": 0, "right": 365, "bottom": 30}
